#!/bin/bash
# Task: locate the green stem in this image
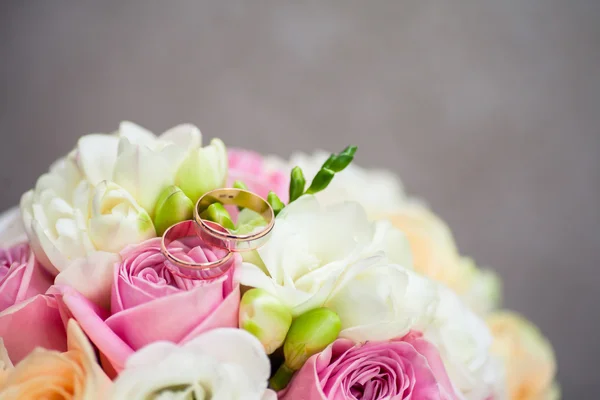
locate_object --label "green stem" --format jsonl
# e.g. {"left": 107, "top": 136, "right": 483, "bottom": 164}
{"left": 269, "top": 363, "right": 296, "bottom": 391}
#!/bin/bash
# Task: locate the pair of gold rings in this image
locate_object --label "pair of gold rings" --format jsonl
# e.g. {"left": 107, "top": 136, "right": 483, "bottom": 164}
{"left": 160, "top": 188, "right": 275, "bottom": 280}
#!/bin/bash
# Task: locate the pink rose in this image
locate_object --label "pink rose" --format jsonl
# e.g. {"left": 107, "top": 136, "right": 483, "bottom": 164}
{"left": 0, "top": 243, "right": 66, "bottom": 363}
{"left": 281, "top": 331, "right": 458, "bottom": 400}
{"left": 228, "top": 148, "right": 289, "bottom": 202}
{"left": 51, "top": 232, "right": 241, "bottom": 374}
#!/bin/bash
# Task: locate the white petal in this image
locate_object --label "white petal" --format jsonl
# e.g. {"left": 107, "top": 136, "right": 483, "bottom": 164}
{"left": 183, "top": 328, "right": 271, "bottom": 389}
{"left": 125, "top": 341, "right": 179, "bottom": 369}
{"left": 55, "top": 251, "right": 120, "bottom": 309}
{"left": 113, "top": 137, "right": 176, "bottom": 214}
{"left": 0, "top": 206, "right": 26, "bottom": 247}
{"left": 369, "top": 219, "right": 413, "bottom": 268}
{"left": 159, "top": 123, "right": 202, "bottom": 150}
{"left": 118, "top": 121, "right": 157, "bottom": 147}
{"left": 88, "top": 181, "right": 156, "bottom": 253}
{"left": 31, "top": 218, "right": 68, "bottom": 273}
{"left": 77, "top": 134, "right": 119, "bottom": 185}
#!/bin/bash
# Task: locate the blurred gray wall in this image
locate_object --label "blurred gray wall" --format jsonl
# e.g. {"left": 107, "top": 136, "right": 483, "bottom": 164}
{"left": 1, "top": 1, "right": 599, "bottom": 397}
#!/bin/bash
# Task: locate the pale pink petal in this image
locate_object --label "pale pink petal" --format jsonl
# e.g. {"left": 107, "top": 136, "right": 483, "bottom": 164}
{"left": 0, "top": 294, "right": 66, "bottom": 363}
{"left": 52, "top": 285, "right": 134, "bottom": 371}
{"left": 180, "top": 285, "right": 240, "bottom": 343}
{"left": 106, "top": 283, "right": 225, "bottom": 350}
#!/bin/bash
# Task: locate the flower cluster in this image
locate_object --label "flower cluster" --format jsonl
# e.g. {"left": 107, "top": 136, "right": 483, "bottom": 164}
{"left": 0, "top": 122, "right": 557, "bottom": 400}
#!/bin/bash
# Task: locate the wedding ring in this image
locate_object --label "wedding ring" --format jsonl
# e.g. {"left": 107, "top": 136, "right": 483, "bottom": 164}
{"left": 194, "top": 188, "right": 275, "bottom": 252}
{"left": 161, "top": 220, "right": 235, "bottom": 280}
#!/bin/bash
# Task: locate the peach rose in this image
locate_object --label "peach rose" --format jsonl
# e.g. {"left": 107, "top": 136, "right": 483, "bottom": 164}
{"left": 0, "top": 319, "right": 111, "bottom": 399}
{"left": 379, "top": 203, "right": 501, "bottom": 315}
{"left": 487, "top": 311, "right": 559, "bottom": 400}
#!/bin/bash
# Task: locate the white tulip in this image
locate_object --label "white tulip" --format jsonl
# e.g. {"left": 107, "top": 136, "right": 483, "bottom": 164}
{"left": 112, "top": 328, "right": 275, "bottom": 400}
{"left": 88, "top": 181, "right": 155, "bottom": 253}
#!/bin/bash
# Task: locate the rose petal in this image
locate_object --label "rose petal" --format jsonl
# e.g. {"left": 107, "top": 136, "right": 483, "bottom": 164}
{"left": 0, "top": 295, "right": 66, "bottom": 363}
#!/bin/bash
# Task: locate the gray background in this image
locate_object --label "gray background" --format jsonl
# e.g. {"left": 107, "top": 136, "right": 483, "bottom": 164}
{"left": 1, "top": 1, "right": 599, "bottom": 397}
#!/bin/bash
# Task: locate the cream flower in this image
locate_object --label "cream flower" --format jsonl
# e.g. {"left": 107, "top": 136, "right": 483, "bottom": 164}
{"left": 487, "top": 311, "right": 558, "bottom": 400}
{"left": 382, "top": 203, "right": 502, "bottom": 315}
{"left": 238, "top": 195, "right": 414, "bottom": 317}
{"left": 112, "top": 328, "right": 275, "bottom": 400}
{"left": 20, "top": 122, "right": 227, "bottom": 307}
{"left": 87, "top": 181, "right": 155, "bottom": 253}
{"left": 281, "top": 151, "right": 501, "bottom": 315}
{"left": 0, "top": 319, "right": 111, "bottom": 399}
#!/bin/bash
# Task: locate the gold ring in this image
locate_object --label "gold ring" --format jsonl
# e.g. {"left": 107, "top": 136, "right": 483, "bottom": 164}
{"left": 194, "top": 188, "right": 275, "bottom": 252}
{"left": 161, "top": 220, "right": 235, "bottom": 280}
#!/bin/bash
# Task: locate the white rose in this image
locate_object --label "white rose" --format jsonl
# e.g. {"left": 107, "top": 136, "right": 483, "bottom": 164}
{"left": 112, "top": 328, "right": 275, "bottom": 400}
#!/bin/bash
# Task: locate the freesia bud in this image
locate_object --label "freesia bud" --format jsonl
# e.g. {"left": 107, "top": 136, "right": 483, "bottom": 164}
{"left": 267, "top": 191, "right": 285, "bottom": 216}
{"left": 288, "top": 167, "right": 306, "bottom": 203}
{"left": 200, "top": 203, "right": 235, "bottom": 230}
{"left": 320, "top": 145, "right": 357, "bottom": 172}
{"left": 340, "top": 145, "right": 358, "bottom": 157}
{"left": 233, "top": 180, "right": 248, "bottom": 190}
{"left": 305, "top": 168, "right": 335, "bottom": 195}
{"left": 88, "top": 181, "right": 156, "bottom": 253}
{"left": 239, "top": 288, "right": 292, "bottom": 354}
{"left": 153, "top": 185, "right": 194, "bottom": 235}
{"left": 175, "top": 138, "right": 227, "bottom": 202}
{"left": 322, "top": 154, "right": 353, "bottom": 172}
{"left": 270, "top": 307, "right": 341, "bottom": 390}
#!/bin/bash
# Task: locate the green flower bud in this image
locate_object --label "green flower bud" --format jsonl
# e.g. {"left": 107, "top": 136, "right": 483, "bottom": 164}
{"left": 305, "top": 168, "right": 335, "bottom": 195}
{"left": 321, "top": 145, "right": 357, "bottom": 172}
{"left": 233, "top": 180, "right": 248, "bottom": 190}
{"left": 153, "top": 185, "right": 194, "bottom": 236}
{"left": 270, "top": 308, "right": 341, "bottom": 390}
{"left": 289, "top": 167, "right": 306, "bottom": 203}
{"left": 323, "top": 154, "right": 353, "bottom": 173}
{"left": 239, "top": 288, "right": 292, "bottom": 354}
{"left": 340, "top": 145, "right": 358, "bottom": 157}
{"left": 284, "top": 307, "right": 341, "bottom": 369}
{"left": 267, "top": 191, "right": 285, "bottom": 216}
{"left": 175, "top": 138, "right": 227, "bottom": 202}
{"left": 199, "top": 203, "right": 235, "bottom": 230}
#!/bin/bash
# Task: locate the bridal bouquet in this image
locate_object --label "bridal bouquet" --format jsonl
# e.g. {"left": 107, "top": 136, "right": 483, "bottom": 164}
{"left": 0, "top": 122, "right": 557, "bottom": 400}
